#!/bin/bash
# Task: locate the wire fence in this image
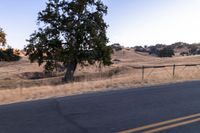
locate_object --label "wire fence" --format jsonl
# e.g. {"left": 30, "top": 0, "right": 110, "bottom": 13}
{"left": 1, "top": 62, "right": 200, "bottom": 104}
{"left": 131, "top": 63, "right": 200, "bottom": 80}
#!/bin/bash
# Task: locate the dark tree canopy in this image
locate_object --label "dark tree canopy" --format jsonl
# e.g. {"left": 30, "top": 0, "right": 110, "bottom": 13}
{"left": 0, "top": 27, "right": 20, "bottom": 61}
{"left": 25, "top": 0, "right": 112, "bottom": 82}
{"left": 0, "top": 48, "right": 21, "bottom": 61}
{"left": 0, "top": 28, "right": 6, "bottom": 46}
{"left": 159, "top": 46, "right": 175, "bottom": 57}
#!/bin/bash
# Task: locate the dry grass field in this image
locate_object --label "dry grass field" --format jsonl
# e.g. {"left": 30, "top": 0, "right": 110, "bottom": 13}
{"left": 1, "top": 48, "right": 200, "bottom": 105}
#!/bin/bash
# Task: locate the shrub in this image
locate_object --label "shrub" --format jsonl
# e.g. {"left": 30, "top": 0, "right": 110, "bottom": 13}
{"left": 111, "top": 43, "right": 123, "bottom": 51}
{"left": 148, "top": 46, "right": 160, "bottom": 56}
{"left": 159, "top": 47, "right": 175, "bottom": 57}
{"left": 189, "top": 46, "right": 198, "bottom": 55}
{"left": 180, "top": 52, "right": 189, "bottom": 56}
{"left": 134, "top": 46, "right": 148, "bottom": 52}
{"left": 0, "top": 48, "right": 21, "bottom": 61}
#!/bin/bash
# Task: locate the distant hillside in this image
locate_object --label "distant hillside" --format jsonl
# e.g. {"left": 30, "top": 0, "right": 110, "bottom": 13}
{"left": 133, "top": 42, "right": 200, "bottom": 57}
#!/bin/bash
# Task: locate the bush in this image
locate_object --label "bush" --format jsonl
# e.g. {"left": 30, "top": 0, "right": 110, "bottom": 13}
{"left": 189, "top": 46, "right": 198, "bottom": 55}
{"left": 0, "top": 48, "right": 21, "bottom": 61}
{"left": 110, "top": 43, "right": 123, "bottom": 51}
{"left": 180, "top": 52, "right": 189, "bottom": 56}
{"left": 149, "top": 46, "right": 160, "bottom": 56}
{"left": 134, "top": 46, "right": 148, "bottom": 52}
{"left": 159, "top": 47, "right": 174, "bottom": 57}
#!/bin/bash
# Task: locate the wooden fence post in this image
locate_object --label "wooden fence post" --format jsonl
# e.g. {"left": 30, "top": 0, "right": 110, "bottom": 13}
{"left": 173, "top": 64, "right": 176, "bottom": 79}
{"left": 142, "top": 66, "right": 144, "bottom": 80}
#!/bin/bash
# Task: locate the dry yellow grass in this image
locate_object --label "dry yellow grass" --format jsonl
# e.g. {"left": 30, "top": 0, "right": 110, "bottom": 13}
{"left": 1, "top": 48, "right": 200, "bottom": 105}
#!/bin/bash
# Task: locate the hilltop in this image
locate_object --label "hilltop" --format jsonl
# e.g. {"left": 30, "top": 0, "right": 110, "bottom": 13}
{"left": 133, "top": 42, "right": 200, "bottom": 57}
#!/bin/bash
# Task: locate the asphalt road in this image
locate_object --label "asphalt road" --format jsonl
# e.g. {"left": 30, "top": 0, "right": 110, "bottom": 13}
{"left": 0, "top": 81, "right": 200, "bottom": 133}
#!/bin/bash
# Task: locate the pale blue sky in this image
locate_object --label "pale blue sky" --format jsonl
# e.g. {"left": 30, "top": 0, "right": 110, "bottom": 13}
{"left": 1, "top": 0, "right": 200, "bottom": 49}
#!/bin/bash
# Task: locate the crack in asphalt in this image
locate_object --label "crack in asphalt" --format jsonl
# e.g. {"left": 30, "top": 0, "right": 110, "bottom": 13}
{"left": 52, "top": 99, "right": 89, "bottom": 133}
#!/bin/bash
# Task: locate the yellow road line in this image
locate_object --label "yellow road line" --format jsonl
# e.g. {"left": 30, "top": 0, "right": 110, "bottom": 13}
{"left": 144, "top": 117, "right": 200, "bottom": 133}
{"left": 118, "top": 113, "right": 200, "bottom": 133}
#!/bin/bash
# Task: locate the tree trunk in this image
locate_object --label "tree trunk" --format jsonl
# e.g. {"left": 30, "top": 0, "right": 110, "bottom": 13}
{"left": 64, "top": 61, "right": 77, "bottom": 82}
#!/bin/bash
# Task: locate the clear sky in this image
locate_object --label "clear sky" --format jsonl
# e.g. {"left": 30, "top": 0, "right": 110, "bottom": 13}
{"left": 1, "top": 0, "right": 200, "bottom": 49}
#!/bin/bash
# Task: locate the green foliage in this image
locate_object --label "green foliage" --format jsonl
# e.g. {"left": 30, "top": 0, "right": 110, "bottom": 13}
{"left": 158, "top": 46, "right": 175, "bottom": 57}
{"left": 134, "top": 46, "right": 148, "bottom": 53}
{"left": 189, "top": 45, "right": 198, "bottom": 55}
{"left": 25, "top": 0, "right": 112, "bottom": 80}
{"left": 0, "top": 48, "right": 21, "bottom": 61}
{"left": 0, "top": 28, "right": 6, "bottom": 46}
{"left": 0, "top": 27, "right": 20, "bottom": 62}
{"left": 111, "top": 43, "right": 122, "bottom": 51}
{"left": 148, "top": 45, "right": 174, "bottom": 57}
{"left": 148, "top": 46, "right": 160, "bottom": 56}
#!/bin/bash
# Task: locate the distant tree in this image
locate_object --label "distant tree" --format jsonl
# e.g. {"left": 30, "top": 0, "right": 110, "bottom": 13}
{"left": 155, "top": 44, "right": 165, "bottom": 49}
{"left": 25, "top": 0, "right": 112, "bottom": 82}
{"left": 149, "top": 46, "right": 160, "bottom": 56}
{"left": 195, "top": 49, "right": 200, "bottom": 55}
{"left": 180, "top": 52, "right": 189, "bottom": 56}
{"left": 111, "top": 43, "right": 123, "bottom": 51}
{"left": 0, "top": 48, "right": 21, "bottom": 61}
{"left": 0, "top": 28, "right": 6, "bottom": 46}
{"left": 189, "top": 45, "right": 198, "bottom": 55}
{"left": 0, "top": 27, "right": 20, "bottom": 61}
{"left": 134, "top": 46, "right": 147, "bottom": 53}
{"left": 171, "top": 42, "right": 189, "bottom": 49}
{"left": 159, "top": 46, "right": 174, "bottom": 57}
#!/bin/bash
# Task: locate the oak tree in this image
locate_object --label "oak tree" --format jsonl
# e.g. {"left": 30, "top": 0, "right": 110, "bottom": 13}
{"left": 0, "top": 28, "right": 6, "bottom": 46}
{"left": 25, "top": 0, "right": 112, "bottom": 82}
